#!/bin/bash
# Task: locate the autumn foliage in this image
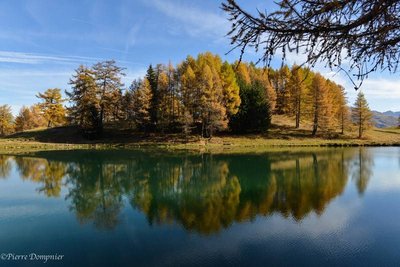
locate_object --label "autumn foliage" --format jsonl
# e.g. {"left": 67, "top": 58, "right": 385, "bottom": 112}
{"left": 0, "top": 52, "right": 373, "bottom": 139}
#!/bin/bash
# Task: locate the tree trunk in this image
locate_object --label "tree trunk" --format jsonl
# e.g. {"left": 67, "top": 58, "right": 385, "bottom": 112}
{"left": 201, "top": 121, "right": 205, "bottom": 138}
{"left": 295, "top": 97, "right": 300, "bottom": 128}
{"left": 312, "top": 101, "right": 318, "bottom": 136}
{"left": 341, "top": 111, "right": 344, "bottom": 134}
{"left": 99, "top": 106, "right": 104, "bottom": 131}
{"left": 358, "top": 110, "right": 362, "bottom": 138}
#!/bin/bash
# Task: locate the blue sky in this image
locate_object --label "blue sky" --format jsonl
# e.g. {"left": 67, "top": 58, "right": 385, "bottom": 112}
{"left": 0, "top": 0, "right": 398, "bottom": 114}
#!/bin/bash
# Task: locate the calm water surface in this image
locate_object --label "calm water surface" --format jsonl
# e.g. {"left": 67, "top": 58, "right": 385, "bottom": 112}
{"left": 0, "top": 147, "right": 399, "bottom": 267}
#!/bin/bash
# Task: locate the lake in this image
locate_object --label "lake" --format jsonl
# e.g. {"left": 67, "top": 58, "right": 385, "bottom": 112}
{"left": 0, "top": 147, "right": 399, "bottom": 267}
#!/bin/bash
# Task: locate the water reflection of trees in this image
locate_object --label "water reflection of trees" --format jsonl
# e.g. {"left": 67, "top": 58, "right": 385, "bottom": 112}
{"left": 0, "top": 155, "right": 12, "bottom": 178}
{"left": 65, "top": 159, "right": 129, "bottom": 230}
{"left": 14, "top": 157, "right": 66, "bottom": 197}
{"left": 351, "top": 148, "right": 374, "bottom": 195}
{"left": 130, "top": 157, "right": 242, "bottom": 234}
{"left": 3, "top": 148, "right": 374, "bottom": 233}
{"left": 228, "top": 150, "right": 355, "bottom": 222}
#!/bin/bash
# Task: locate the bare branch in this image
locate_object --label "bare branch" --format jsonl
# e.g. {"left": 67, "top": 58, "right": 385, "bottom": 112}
{"left": 221, "top": 0, "right": 400, "bottom": 87}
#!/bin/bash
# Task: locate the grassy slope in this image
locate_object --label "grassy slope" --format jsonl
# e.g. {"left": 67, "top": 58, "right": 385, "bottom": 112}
{"left": 0, "top": 115, "right": 399, "bottom": 152}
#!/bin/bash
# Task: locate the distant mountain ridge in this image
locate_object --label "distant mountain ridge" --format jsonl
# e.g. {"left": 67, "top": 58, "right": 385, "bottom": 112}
{"left": 382, "top": 111, "right": 400, "bottom": 117}
{"left": 372, "top": 110, "right": 399, "bottom": 128}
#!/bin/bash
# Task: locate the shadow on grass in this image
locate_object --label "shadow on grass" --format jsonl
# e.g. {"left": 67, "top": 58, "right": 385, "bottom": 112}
{"left": 5, "top": 126, "right": 198, "bottom": 144}
{"left": 374, "top": 129, "right": 400, "bottom": 135}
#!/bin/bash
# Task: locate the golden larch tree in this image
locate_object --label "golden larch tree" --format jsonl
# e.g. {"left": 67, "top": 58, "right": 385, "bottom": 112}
{"left": 221, "top": 61, "right": 241, "bottom": 116}
{"left": 132, "top": 78, "right": 153, "bottom": 131}
{"left": 37, "top": 88, "right": 66, "bottom": 127}
{"left": 0, "top": 105, "right": 14, "bottom": 136}
{"left": 310, "top": 74, "right": 333, "bottom": 136}
{"left": 288, "top": 66, "right": 306, "bottom": 128}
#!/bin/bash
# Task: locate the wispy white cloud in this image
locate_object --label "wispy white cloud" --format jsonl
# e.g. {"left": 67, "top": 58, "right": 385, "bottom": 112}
{"left": 362, "top": 79, "right": 400, "bottom": 98}
{"left": 0, "top": 50, "right": 145, "bottom": 67}
{"left": 124, "top": 24, "right": 141, "bottom": 55}
{"left": 0, "top": 50, "right": 104, "bottom": 65}
{"left": 71, "top": 18, "right": 97, "bottom": 27}
{"left": 0, "top": 70, "right": 71, "bottom": 77}
{"left": 146, "top": 0, "right": 229, "bottom": 40}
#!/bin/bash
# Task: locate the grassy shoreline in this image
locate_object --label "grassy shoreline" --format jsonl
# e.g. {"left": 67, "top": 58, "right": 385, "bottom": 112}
{"left": 1, "top": 129, "right": 399, "bottom": 154}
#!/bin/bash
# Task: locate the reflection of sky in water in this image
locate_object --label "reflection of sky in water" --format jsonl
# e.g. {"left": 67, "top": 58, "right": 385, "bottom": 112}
{"left": 0, "top": 161, "right": 69, "bottom": 222}
{"left": 365, "top": 148, "right": 400, "bottom": 192}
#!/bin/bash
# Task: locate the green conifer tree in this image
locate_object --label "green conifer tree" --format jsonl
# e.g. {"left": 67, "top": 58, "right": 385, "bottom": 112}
{"left": 352, "top": 92, "right": 373, "bottom": 138}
